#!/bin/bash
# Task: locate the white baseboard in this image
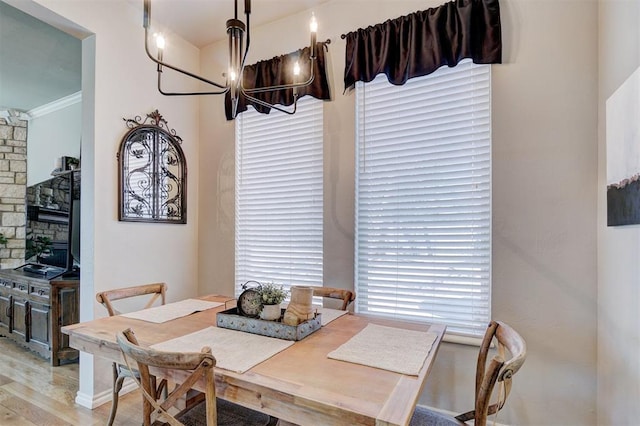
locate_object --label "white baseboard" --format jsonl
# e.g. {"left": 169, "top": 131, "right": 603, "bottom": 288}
{"left": 74, "top": 380, "right": 138, "bottom": 409}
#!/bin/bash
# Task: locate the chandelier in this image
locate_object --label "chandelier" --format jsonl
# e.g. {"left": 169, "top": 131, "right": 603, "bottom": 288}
{"left": 142, "top": 0, "right": 319, "bottom": 119}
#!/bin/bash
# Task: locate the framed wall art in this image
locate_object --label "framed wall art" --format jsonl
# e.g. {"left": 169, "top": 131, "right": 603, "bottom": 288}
{"left": 117, "top": 110, "right": 187, "bottom": 224}
{"left": 606, "top": 67, "right": 640, "bottom": 226}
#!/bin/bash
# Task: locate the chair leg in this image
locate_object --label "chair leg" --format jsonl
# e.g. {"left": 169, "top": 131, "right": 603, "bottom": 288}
{"left": 107, "top": 363, "right": 125, "bottom": 426}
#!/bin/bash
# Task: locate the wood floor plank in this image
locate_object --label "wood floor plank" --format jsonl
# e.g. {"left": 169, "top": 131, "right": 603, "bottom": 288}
{"left": 2, "top": 381, "right": 95, "bottom": 425}
{"left": 0, "top": 337, "right": 143, "bottom": 426}
{"left": 0, "top": 395, "right": 70, "bottom": 426}
{"left": 0, "top": 403, "right": 38, "bottom": 426}
{"left": 0, "top": 374, "right": 15, "bottom": 387}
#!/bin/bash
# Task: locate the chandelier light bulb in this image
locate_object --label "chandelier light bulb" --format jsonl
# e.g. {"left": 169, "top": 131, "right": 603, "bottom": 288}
{"left": 155, "top": 34, "right": 165, "bottom": 50}
{"left": 310, "top": 13, "right": 318, "bottom": 33}
{"left": 230, "top": 70, "right": 237, "bottom": 82}
{"left": 309, "top": 13, "right": 318, "bottom": 58}
{"left": 293, "top": 61, "right": 301, "bottom": 76}
{"left": 155, "top": 33, "right": 165, "bottom": 65}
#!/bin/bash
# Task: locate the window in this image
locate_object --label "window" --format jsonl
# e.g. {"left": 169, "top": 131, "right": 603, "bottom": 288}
{"left": 235, "top": 97, "right": 323, "bottom": 297}
{"left": 355, "top": 60, "right": 491, "bottom": 337}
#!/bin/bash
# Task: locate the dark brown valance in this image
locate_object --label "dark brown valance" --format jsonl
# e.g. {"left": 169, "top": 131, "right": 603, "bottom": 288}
{"left": 343, "top": 0, "right": 502, "bottom": 91}
{"left": 225, "top": 41, "right": 331, "bottom": 120}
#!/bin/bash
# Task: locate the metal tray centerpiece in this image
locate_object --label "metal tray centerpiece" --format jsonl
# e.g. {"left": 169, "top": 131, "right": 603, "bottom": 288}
{"left": 216, "top": 307, "right": 322, "bottom": 341}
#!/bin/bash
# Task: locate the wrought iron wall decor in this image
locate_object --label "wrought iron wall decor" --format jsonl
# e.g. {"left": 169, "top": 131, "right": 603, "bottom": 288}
{"left": 118, "top": 110, "right": 187, "bottom": 223}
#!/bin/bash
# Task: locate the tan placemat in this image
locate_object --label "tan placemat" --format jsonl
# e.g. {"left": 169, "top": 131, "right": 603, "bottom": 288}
{"left": 151, "top": 326, "right": 294, "bottom": 373}
{"left": 121, "top": 299, "right": 223, "bottom": 323}
{"left": 327, "top": 323, "right": 438, "bottom": 376}
{"left": 318, "top": 308, "right": 348, "bottom": 326}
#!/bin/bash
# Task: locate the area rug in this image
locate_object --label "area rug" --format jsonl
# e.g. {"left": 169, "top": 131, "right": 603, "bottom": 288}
{"left": 177, "top": 398, "right": 278, "bottom": 426}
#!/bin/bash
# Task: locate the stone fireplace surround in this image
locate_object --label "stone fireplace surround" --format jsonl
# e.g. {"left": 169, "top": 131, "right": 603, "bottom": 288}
{"left": 0, "top": 117, "right": 27, "bottom": 269}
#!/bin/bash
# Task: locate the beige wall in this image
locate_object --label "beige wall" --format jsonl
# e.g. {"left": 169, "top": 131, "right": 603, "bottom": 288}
{"left": 5, "top": 0, "right": 605, "bottom": 422}
{"left": 198, "top": 0, "right": 599, "bottom": 424}
{"left": 8, "top": 0, "right": 202, "bottom": 407}
{"left": 490, "top": 1, "right": 598, "bottom": 423}
{"left": 27, "top": 100, "right": 82, "bottom": 186}
{"left": 598, "top": 1, "right": 640, "bottom": 424}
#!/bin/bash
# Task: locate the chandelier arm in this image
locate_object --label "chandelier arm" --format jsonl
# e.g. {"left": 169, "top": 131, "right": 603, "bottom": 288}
{"left": 145, "top": 28, "right": 228, "bottom": 90}
{"left": 243, "top": 92, "right": 298, "bottom": 116}
{"left": 157, "top": 73, "right": 230, "bottom": 96}
{"left": 241, "top": 38, "right": 329, "bottom": 94}
{"left": 242, "top": 59, "right": 316, "bottom": 94}
{"left": 239, "top": 11, "right": 251, "bottom": 81}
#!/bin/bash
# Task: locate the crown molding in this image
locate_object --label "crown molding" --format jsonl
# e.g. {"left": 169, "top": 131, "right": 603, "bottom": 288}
{"left": 27, "top": 91, "right": 82, "bottom": 119}
{"left": 0, "top": 108, "right": 28, "bottom": 125}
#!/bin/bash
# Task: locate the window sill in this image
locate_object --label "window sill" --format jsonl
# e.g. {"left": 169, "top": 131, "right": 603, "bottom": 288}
{"left": 442, "top": 333, "right": 484, "bottom": 347}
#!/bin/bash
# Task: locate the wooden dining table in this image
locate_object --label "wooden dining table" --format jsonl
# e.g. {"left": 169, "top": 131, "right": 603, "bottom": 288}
{"left": 62, "top": 294, "right": 446, "bottom": 426}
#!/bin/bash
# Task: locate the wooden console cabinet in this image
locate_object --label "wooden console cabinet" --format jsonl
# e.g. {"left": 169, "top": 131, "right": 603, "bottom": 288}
{"left": 0, "top": 268, "right": 79, "bottom": 366}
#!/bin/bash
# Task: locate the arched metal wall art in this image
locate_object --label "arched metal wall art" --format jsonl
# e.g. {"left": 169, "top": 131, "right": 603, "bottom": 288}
{"left": 118, "top": 110, "right": 187, "bottom": 223}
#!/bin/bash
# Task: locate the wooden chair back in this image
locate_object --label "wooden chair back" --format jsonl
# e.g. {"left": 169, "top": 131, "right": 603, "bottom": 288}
{"left": 116, "top": 328, "right": 217, "bottom": 426}
{"left": 96, "top": 283, "right": 166, "bottom": 316}
{"left": 312, "top": 287, "right": 355, "bottom": 311}
{"left": 455, "top": 320, "right": 527, "bottom": 426}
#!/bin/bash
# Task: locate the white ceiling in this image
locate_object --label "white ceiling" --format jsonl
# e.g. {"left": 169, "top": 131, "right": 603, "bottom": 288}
{"left": 0, "top": 0, "right": 330, "bottom": 114}
{"left": 140, "top": 0, "right": 332, "bottom": 48}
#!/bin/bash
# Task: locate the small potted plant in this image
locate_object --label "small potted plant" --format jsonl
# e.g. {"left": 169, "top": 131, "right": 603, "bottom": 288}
{"left": 64, "top": 156, "right": 80, "bottom": 170}
{"left": 25, "top": 233, "right": 52, "bottom": 262}
{"left": 258, "top": 282, "right": 288, "bottom": 321}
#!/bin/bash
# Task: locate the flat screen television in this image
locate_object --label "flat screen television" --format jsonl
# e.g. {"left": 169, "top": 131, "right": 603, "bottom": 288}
{"left": 25, "top": 170, "right": 80, "bottom": 277}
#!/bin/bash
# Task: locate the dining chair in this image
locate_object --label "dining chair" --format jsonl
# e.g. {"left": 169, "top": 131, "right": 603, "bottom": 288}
{"left": 410, "top": 320, "right": 526, "bottom": 426}
{"left": 96, "top": 282, "right": 167, "bottom": 425}
{"left": 116, "top": 327, "right": 277, "bottom": 426}
{"left": 312, "top": 287, "right": 355, "bottom": 311}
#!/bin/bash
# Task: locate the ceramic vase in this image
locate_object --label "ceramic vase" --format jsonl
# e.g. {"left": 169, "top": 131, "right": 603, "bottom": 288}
{"left": 260, "top": 303, "right": 281, "bottom": 321}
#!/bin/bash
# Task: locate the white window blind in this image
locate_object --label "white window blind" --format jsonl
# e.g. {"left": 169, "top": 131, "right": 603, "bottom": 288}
{"left": 235, "top": 97, "right": 323, "bottom": 297}
{"left": 355, "top": 59, "right": 491, "bottom": 337}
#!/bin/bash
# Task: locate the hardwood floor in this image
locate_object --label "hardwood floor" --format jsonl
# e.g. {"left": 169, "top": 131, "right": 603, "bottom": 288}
{"left": 0, "top": 336, "right": 143, "bottom": 425}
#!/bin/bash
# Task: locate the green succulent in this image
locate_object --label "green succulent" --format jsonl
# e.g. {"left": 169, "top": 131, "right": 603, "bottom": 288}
{"left": 258, "top": 282, "right": 288, "bottom": 305}
{"left": 26, "top": 234, "right": 53, "bottom": 260}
